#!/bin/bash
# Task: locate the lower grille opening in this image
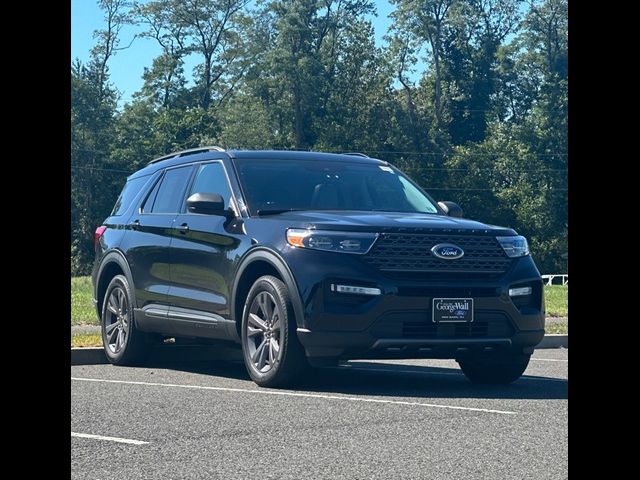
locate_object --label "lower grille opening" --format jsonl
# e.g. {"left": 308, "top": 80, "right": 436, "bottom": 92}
{"left": 372, "top": 311, "right": 514, "bottom": 339}
{"left": 402, "top": 321, "right": 492, "bottom": 338}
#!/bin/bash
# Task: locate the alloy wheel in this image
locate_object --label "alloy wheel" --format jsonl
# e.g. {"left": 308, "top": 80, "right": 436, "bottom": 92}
{"left": 245, "top": 291, "right": 282, "bottom": 373}
{"left": 104, "top": 286, "right": 129, "bottom": 354}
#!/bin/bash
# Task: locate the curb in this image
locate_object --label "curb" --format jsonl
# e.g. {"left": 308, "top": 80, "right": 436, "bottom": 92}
{"left": 537, "top": 334, "right": 568, "bottom": 349}
{"left": 71, "top": 344, "right": 243, "bottom": 366}
{"left": 71, "top": 347, "right": 108, "bottom": 365}
{"left": 71, "top": 335, "right": 568, "bottom": 365}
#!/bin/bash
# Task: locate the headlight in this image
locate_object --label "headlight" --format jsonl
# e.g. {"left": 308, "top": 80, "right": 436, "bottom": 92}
{"left": 286, "top": 229, "right": 378, "bottom": 254}
{"left": 496, "top": 235, "right": 530, "bottom": 258}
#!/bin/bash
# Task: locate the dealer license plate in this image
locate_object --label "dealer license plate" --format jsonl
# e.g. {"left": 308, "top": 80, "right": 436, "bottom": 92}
{"left": 432, "top": 298, "right": 474, "bottom": 323}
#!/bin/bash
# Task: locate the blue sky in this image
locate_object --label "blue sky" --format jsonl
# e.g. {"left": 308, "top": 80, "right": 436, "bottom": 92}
{"left": 71, "top": 0, "right": 399, "bottom": 107}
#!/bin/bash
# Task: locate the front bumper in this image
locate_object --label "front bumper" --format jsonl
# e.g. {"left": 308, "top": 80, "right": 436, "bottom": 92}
{"left": 285, "top": 248, "right": 545, "bottom": 360}
{"left": 297, "top": 328, "right": 545, "bottom": 360}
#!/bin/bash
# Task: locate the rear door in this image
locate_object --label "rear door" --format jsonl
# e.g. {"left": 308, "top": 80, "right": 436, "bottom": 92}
{"left": 168, "top": 161, "right": 244, "bottom": 336}
{"left": 122, "top": 165, "right": 195, "bottom": 323}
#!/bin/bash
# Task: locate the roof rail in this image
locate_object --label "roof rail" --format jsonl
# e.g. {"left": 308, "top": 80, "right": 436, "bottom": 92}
{"left": 148, "top": 146, "right": 226, "bottom": 165}
{"left": 343, "top": 152, "right": 369, "bottom": 158}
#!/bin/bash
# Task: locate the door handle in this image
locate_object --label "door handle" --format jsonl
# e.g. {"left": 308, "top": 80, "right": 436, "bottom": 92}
{"left": 177, "top": 223, "right": 189, "bottom": 234}
{"left": 131, "top": 219, "right": 140, "bottom": 230}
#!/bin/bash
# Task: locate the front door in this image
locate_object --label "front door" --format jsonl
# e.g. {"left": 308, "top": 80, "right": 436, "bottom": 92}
{"left": 169, "top": 161, "right": 243, "bottom": 318}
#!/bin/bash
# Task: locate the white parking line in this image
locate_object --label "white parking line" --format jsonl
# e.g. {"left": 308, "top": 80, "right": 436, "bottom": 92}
{"left": 72, "top": 377, "right": 516, "bottom": 415}
{"left": 71, "top": 432, "right": 148, "bottom": 445}
{"left": 530, "top": 358, "right": 568, "bottom": 363}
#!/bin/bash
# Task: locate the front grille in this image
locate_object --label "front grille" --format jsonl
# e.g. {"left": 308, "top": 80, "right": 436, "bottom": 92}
{"left": 371, "top": 311, "right": 514, "bottom": 339}
{"left": 364, "top": 233, "right": 512, "bottom": 278}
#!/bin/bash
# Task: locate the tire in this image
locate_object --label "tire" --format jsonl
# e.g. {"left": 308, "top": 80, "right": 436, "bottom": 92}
{"left": 101, "top": 275, "right": 149, "bottom": 365}
{"left": 241, "top": 275, "right": 308, "bottom": 388}
{"left": 457, "top": 352, "right": 531, "bottom": 385}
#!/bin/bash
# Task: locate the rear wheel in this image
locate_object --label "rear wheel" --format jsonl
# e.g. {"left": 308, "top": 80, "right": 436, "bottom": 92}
{"left": 457, "top": 352, "right": 530, "bottom": 384}
{"left": 101, "top": 275, "right": 149, "bottom": 365}
{"left": 241, "top": 275, "right": 308, "bottom": 387}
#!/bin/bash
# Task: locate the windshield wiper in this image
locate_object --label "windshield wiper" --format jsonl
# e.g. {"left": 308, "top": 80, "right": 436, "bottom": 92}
{"left": 256, "top": 208, "right": 306, "bottom": 216}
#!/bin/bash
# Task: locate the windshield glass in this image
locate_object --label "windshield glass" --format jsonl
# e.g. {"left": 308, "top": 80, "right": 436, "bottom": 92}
{"left": 235, "top": 158, "right": 439, "bottom": 215}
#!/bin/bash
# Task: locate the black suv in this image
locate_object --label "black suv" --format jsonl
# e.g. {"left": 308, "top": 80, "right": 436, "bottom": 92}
{"left": 92, "top": 147, "right": 544, "bottom": 387}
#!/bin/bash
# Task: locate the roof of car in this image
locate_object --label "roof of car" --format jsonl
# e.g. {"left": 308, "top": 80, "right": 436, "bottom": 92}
{"left": 129, "top": 149, "right": 386, "bottom": 179}
{"left": 228, "top": 150, "right": 383, "bottom": 163}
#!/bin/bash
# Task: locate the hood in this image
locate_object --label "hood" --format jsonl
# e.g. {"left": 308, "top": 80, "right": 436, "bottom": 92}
{"left": 262, "top": 210, "right": 516, "bottom": 236}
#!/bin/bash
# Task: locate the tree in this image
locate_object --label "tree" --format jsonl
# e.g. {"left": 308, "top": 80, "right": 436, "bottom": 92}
{"left": 391, "top": 0, "right": 454, "bottom": 132}
{"left": 444, "top": 0, "right": 567, "bottom": 272}
{"left": 91, "top": 0, "right": 134, "bottom": 99}
{"left": 71, "top": 60, "right": 119, "bottom": 274}
{"left": 442, "top": 0, "right": 523, "bottom": 144}
{"left": 71, "top": 0, "right": 132, "bottom": 274}
{"left": 262, "top": 0, "right": 375, "bottom": 149}
{"left": 134, "top": 0, "right": 189, "bottom": 108}
{"left": 135, "top": 0, "right": 250, "bottom": 110}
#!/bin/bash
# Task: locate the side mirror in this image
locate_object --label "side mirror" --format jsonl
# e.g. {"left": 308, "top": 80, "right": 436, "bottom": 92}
{"left": 438, "top": 201, "right": 463, "bottom": 218}
{"left": 187, "top": 192, "right": 228, "bottom": 216}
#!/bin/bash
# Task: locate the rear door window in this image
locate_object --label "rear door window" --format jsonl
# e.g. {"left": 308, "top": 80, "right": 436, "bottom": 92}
{"left": 149, "top": 165, "right": 194, "bottom": 214}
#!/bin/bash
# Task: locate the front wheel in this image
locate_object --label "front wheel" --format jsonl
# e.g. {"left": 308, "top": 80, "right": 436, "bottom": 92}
{"left": 457, "top": 352, "right": 531, "bottom": 384}
{"left": 241, "top": 275, "right": 308, "bottom": 388}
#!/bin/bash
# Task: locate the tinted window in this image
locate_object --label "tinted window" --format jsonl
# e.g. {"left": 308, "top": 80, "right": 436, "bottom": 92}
{"left": 235, "top": 159, "right": 438, "bottom": 215}
{"left": 150, "top": 166, "right": 193, "bottom": 214}
{"left": 141, "top": 175, "right": 162, "bottom": 213}
{"left": 111, "top": 175, "right": 150, "bottom": 216}
{"left": 189, "top": 162, "right": 233, "bottom": 210}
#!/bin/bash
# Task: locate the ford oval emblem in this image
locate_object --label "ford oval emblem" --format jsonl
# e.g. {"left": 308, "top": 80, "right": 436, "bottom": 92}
{"left": 431, "top": 243, "right": 465, "bottom": 260}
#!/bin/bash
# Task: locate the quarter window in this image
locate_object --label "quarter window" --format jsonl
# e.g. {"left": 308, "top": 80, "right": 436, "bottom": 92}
{"left": 111, "top": 175, "right": 150, "bottom": 216}
{"left": 141, "top": 175, "right": 162, "bottom": 213}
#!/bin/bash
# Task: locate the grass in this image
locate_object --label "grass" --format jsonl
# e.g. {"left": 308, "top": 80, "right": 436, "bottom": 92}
{"left": 71, "top": 276, "right": 99, "bottom": 325}
{"left": 71, "top": 333, "right": 102, "bottom": 347}
{"left": 544, "top": 285, "right": 568, "bottom": 317}
{"left": 545, "top": 323, "right": 568, "bottom": 335}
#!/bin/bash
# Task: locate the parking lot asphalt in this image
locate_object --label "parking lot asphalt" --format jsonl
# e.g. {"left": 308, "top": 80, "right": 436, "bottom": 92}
{"left": 71, "top": 348, "right": 568, "bottom": 479}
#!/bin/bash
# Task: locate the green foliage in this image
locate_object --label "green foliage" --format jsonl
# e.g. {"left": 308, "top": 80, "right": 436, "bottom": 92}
{"left": 545, "top": 322, "right": 567, "bottom": 334}
{"left": 544, "top": 285, "right": 568, "bottom": 318}
{"left": 71, "top": 60, "right": 120, "bottom": 275}
{"left": 71, "top": 276, "right": 99, "bottom": 325}
{"left": 71, "top": 0, "right": 567, "bottom": 275}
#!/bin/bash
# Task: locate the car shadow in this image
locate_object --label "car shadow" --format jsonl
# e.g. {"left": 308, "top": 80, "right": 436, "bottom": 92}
{"left": 141, "top": 344, "right": 567, "bottom": 401}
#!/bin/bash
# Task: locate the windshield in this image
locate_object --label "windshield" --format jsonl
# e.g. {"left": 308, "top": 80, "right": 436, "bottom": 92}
{"left": 235, "top": 158, "right": 439, "bottom": 215}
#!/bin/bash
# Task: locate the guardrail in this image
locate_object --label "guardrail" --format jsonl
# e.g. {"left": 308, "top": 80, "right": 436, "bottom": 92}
{"left": 542, "top": 274, "right": 568, "bottom": 286}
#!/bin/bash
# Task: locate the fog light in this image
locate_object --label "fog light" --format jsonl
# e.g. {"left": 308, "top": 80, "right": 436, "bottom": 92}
{"left": 509, "top": 286, "right": 532, "bottom": 297}
{"left": 331, "top": 284, "right": 382, "bottom": 296}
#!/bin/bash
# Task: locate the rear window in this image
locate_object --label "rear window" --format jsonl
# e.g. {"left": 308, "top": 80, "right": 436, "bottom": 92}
{"left": 111, "top": 175, "right": 151, "bottom": 216}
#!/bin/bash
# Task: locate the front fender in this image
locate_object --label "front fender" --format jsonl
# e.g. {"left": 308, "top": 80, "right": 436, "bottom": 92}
{"left": 231, "top": 247, "right": 306, "bottom": 328}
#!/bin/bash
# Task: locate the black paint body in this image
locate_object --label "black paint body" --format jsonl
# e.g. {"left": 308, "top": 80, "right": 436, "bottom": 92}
{"left": 92, "top": 150, "right": 544, "bottom": 362}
